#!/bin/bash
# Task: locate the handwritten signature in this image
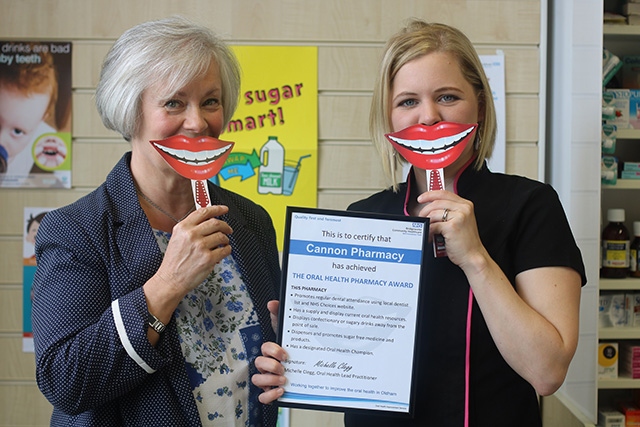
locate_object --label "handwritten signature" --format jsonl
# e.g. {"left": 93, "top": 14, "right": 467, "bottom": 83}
{"left": 314, "top": 360, "right": 353, "bottom": 373}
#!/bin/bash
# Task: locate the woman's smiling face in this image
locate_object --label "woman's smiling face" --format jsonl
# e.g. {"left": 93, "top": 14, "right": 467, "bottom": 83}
{"left": 390, "top": 51, "right": 481, "bottom": 175}
{"left": 132, "top": 59, "right": 225, "bottom": 177}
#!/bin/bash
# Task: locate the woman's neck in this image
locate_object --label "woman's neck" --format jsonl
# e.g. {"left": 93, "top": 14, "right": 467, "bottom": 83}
{"left": 130, "top": 155, "right": 196, "bottom": 231}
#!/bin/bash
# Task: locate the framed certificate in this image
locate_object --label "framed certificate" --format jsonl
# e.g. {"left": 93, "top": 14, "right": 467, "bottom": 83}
{"left": 276, "top": 207, "right": 429, "bottom": 416}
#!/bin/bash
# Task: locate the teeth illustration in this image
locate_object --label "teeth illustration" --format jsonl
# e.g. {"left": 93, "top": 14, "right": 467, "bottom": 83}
{"left": 388, "top": 126, "right": 474, "bottom": 154}
{"left": 153, "top": 143, "right": 232, "bottom": 166}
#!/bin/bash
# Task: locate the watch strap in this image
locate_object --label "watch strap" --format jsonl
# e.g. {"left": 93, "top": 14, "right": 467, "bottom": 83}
{"left": 148, "top": 312, "right": 166, "bottom": 334}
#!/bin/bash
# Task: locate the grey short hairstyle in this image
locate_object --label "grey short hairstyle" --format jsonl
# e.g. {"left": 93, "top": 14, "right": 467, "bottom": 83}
{"left": 370, "top": 19, "right": 497, "bottom": 191}
{"left": 95, "top": 16, "right": 241, "bottom": 141}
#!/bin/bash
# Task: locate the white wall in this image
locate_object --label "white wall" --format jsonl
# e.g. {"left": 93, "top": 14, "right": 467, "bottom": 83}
{"left": 547, "top": 0, "right": 603, "bottom": 422}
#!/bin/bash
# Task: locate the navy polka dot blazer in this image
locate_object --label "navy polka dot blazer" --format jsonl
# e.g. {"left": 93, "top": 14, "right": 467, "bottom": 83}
{"left": 32, "top": 153, "right": 280, "bottom": 426}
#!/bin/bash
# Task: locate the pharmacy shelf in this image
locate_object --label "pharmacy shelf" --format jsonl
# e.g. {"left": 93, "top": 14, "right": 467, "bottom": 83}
{"left": 600, "top": 327, "right": 640, "bottom": 339}
{"left": 598, "top": 377, "right": 640, "bottom": 389}
{"left": 600, "top": 278, "right": 640, "bottom": 290}
{"left": 602, "top": 180, "right": 640, "bottom": 189}
{"left": 617, "top": 129, "right": 640, "bottom": 140}
{"left": 604, "top": 24, "right": 640, "bottom": 36}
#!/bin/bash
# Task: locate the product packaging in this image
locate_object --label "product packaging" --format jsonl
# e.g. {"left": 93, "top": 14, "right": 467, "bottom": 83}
{"left": 603, "top": 124, "right": 617, "bottom": 155}
{"left": 623, "top": 55, "right": 640, "bottom": 89}
{"left": 619, "top": 403, "right": 640, "bottom": 426}
{"left": 598, "top": 408, "right": 625, "bottom": 427}
{"left": 604, "top": 48, "right": 624, "bottom": 86}
{"left": 631, "top": 223, "right": 640, "bottom": 278}
{"left": 604, "top": 89, "right": 640, "bottom": 129}
{"left": 602, "top": 156, "right": 619, "bottom": 185}
{"left": 627, "top": 293, "right": 640, "bottom": 326}
{"left": 620, "top": 342, "right": 640, "bottom": 379}
{"left": 601, "top": 293, "right": 614, "bottom": 328}
{"left": 613, "top": 294, "right": 628, "bottom": 327}
{"left": 599, "top": 342, "right": 619, "bottom": 379}
{"left": 624, "top": 162, "right": 640, "bottom": 171}
{"left": 603, "top": 90, "right": 620, "bottom": 122}
{"left": 601, "top": 209, "right": 630, "bottom": 278}
{"left": 621, "top": 162, "right": 640, "bottom": 179}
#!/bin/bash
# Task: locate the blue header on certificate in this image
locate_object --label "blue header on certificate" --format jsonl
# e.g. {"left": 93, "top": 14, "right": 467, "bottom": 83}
{"left": 289, "top": 240, "right": 422, "bottom": 264}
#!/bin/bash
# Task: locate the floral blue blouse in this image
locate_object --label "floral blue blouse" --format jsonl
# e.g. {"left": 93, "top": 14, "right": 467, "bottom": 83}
{"left": 154, "top": 229, "right": 263, "bottom": 426}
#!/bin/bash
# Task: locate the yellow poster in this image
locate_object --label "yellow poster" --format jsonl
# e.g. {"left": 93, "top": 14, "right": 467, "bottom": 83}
{"left": 216, "top": 46, "right": 318, "bottom": 250}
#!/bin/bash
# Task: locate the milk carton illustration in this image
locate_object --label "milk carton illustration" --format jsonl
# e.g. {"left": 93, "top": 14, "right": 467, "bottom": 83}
{"left": 258, "top": 136, "right": 284, "bottom": 194}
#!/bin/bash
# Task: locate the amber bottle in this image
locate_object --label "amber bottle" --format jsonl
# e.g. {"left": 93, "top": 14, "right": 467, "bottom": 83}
{"left": 601, "top": 209, "right": 630, "bottom": 279}
{"left": 630, "top": 221, "right": 640, "bottom": 278}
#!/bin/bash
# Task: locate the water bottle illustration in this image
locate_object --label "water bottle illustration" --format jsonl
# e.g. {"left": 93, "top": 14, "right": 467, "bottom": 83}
{"left": 258, "top": 136, "right": 284, "bottom": 194}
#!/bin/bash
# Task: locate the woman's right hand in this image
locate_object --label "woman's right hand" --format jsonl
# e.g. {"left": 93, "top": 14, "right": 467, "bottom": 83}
{"left": 143, "top": 205, "right": 233, "bottom": 333}
{"left": 157, "top": 205, "right": 233, "bottom": 295}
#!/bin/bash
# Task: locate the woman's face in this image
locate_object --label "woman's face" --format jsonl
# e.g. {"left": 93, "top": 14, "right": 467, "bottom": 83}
{"left": 390, "top": 51, "right": 481, "bottom": 175}
{"left": 133, "top": 60, "right": 225, "bottom": 177}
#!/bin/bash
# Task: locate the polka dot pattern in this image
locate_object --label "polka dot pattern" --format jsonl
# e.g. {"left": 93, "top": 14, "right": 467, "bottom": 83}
{"left": 31, "top": 153, "right": 280, "bottom": 426}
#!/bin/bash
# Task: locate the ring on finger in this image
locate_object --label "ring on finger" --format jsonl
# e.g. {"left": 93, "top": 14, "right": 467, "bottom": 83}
{"left": 442, "top": 208, "right": 450, "bottom": 222}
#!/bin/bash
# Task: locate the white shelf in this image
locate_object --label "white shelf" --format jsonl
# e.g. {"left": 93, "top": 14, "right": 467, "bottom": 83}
{"left": 600, "top": 327, "right": 640, "bottom": 339}
{"left": 602, "top": 179, "right": 640, "bottom": 189}
{"left": 604, "top": 24, "right": 640, "bottom": 36}
{"left": 617, "top": 129, "right": 640, "bottom": 140}
{"left": 598, "top": 376, "right": 640, "bottom": 389}
{"left": 600, "top": 278, "right": 640, "bottom": 290}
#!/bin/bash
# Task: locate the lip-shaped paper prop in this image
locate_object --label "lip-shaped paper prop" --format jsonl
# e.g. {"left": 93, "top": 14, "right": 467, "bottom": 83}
{"left": 150, "top": 135, "right": 234, "bottom": 180}
{"left": 385, "top": 122, "right": 477, "bottom": 170}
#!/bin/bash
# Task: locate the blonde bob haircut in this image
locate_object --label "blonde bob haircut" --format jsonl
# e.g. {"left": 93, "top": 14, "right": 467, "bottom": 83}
{"left": 95, "top": 16, "right": 241, "bottom": 141}
{"left": 370, "top": 19, "right": 497, "bottom": 191}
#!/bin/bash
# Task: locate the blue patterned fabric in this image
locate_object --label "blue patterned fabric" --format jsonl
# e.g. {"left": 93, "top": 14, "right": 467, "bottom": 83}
{"left": 31, "top": 152, "right": 280, "bottom": 427}
{"left": 154, "top": 229, "right": 262, "bottom": 426}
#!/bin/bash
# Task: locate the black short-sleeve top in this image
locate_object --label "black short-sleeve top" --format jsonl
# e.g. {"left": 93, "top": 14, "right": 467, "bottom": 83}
{"left": 344, "top": 161, "right": 586, "bottom": 427}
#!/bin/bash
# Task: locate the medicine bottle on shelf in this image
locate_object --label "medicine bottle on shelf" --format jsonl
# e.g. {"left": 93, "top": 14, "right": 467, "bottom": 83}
{"left": 631, "top": 221, "right": 640, "bottom": 278}
{"left": 601, "top": 208, "right": 630, "bottom": 279}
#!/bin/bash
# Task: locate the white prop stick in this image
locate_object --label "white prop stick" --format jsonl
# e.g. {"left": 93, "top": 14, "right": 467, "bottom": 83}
{"left": 426, "top": 168, "right": 447, "bottom": 258}
{"left": 191, "top": 179, "right": 213, "bottom": 209}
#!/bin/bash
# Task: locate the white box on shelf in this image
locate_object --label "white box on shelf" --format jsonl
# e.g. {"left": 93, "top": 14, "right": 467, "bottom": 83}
{"left": 598, "top": 408, "right": 625, "bottom": 427}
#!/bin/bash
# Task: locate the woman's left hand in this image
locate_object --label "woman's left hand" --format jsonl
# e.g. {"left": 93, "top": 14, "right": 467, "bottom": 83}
{"left": 252, "top": 342, "right": 288, "bottom": 404}
{"left": 416, "top": 189, "right": 486, "bottom": 269}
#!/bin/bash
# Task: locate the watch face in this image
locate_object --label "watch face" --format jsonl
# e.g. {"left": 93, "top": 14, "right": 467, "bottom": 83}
{"left": 149, "top": 314, "right": 166, "bottom": 333}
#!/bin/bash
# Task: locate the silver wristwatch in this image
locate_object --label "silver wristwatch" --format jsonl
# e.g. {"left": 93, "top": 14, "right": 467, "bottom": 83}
{"left": 148, "top": 312, "right": 166, "bottom": 334}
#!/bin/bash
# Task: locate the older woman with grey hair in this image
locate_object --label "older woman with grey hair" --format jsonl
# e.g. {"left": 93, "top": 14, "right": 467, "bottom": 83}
{"left": 32, "top": 16, "right": 284, "bottom": 426}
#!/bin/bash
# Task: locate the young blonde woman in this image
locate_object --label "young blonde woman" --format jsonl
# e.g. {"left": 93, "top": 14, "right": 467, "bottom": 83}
{"left": 342, "top": 19, "right": 585, "bottom": 427}
{"left": 251, "top": 18, "right": 585, "bottom": 427}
